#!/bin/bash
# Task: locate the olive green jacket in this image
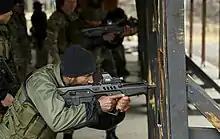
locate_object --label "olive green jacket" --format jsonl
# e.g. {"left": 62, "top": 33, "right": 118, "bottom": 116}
{"left": 25, "top": 64, "right": 89, "bottom": 132}
{"left": 0, "top": 63, "right": 125, "bottom": 139}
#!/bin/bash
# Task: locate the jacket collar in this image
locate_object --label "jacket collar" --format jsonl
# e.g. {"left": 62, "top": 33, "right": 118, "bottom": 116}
{"left": 53, "top": 63, "right": 65, "bottom": 87}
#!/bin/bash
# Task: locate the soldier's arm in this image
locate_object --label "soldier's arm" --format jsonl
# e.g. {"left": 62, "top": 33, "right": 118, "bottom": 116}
{"left": 44, "top": 15, "right": 64, "bottom": 63}
{"left": 26, "top": 71, "right": 102, "bottom": 132}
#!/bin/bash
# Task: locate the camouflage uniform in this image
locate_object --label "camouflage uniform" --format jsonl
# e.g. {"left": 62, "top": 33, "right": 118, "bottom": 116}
{"left": 68, "top": 8, "right": 117, "bottom": 77}
{"left": 45, "top": 11, "right": 78, "bottom": 64}
{"left": 8, "top": 12, "right": 30, "bottom": 81}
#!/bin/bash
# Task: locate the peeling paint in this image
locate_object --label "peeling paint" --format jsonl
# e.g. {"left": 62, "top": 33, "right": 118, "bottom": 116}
{"left": 205, "top": 112, "right": 220, "bottom": 132}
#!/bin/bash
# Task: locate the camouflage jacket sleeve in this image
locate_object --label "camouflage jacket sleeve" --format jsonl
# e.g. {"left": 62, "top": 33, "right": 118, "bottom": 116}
{"left": 26, "top": 70, "right": 102, "bottom": 132}
{"left": 44, "top": 13, "right": 66, "bottom": 63}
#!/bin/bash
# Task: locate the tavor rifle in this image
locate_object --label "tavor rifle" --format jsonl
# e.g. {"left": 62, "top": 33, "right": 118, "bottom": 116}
{"left": 58, "top": 72, "right": 155, "bottom": 107}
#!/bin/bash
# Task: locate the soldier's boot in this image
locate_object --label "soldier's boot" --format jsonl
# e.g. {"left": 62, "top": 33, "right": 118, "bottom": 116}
{"left": 105, "top": 126, "right": 119, "bottom": 139}
{"left": 63, "top": 133, "right": 72, "bottom": 139}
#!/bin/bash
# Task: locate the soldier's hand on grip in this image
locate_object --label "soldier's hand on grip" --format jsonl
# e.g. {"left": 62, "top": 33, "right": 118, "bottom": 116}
{"left": 116, "top": 96, "right": 130, "bottom": 112}
{"left": 1, "top": 93, "right": 14, "bottom": 107}
{"left": 98, "top": 94, "right": 123, "bottom": 113}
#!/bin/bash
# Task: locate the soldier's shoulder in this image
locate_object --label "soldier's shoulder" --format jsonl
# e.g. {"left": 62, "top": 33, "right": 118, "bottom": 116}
{"left": 27, "top": 64, "right": 55, "bottom": 81}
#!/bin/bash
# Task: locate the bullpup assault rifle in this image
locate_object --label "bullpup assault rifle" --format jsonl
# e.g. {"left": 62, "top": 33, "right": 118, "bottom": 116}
{"left": 57, "top": 72, "right": 155, "bottom": 107}
{"left": 81, "top": 17, "right": 138, "bottom": 38}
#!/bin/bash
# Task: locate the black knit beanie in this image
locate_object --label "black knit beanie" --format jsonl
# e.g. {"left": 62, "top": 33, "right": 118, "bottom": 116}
{"left": 0, "top": 0, "right": 15, "bottom": 14}
{"left": 61, "top": 45, "right": 96, "bottom": 77}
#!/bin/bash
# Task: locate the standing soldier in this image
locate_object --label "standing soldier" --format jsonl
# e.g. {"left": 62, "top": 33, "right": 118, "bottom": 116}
{"left": 68, "top": 7, "right": 117, "bottom": 77}
{"left": 8, "top": 0, "right": 31, "bottom": 81}
{"left": 30, "top": 1, "right": 47, "bottom": 69}
{"left": 104, "top": 7, "right": 137, "bottom": 78}
{"left": 0, "top": 0, "right": 20, "bottom": 119}
{"left": 45, "top": 0, "right": 77, "bottom": 65}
